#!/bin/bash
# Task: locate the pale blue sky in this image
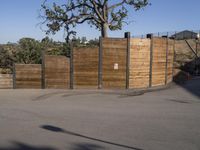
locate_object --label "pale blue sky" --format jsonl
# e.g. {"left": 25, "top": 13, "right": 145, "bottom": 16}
{"left": 0, "top": 0, "right": 200, "bottom": 44}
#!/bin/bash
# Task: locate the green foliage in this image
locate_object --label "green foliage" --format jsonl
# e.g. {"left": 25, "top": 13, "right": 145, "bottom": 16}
{"left": 15, "top": 38, "right": 42, "bottom": 64}
{"left": 0, "top": 46, "right": 14, "bottom": 73}
{"left": 61, "top": 43, "right": 71, "bottom": 57}
{"left": 88, "top": 38, "right": 99, "bottom": 46}
{"left": 41, "top": 36, "right": 71, "bottom": 57}
{"left": 0, "top": 36, "right": 99, "bottom": 73}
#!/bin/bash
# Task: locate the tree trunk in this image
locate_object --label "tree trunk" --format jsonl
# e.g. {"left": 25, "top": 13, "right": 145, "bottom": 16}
{"left": 101, "top": 23, "right": 108, "bottom": 37}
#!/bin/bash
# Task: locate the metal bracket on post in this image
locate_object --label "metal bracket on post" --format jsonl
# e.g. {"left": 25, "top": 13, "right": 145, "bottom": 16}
{"left": 147, "top": 34, "right": 153, "bottom": 87}
{"left": 70, "top": 42, "right": 74, "bottom": 89}
{"left": 98, "top": 37, "right": 103, "bottom": 89}
{"left": 125, "top": 32, "right": 130, "bottom": 89}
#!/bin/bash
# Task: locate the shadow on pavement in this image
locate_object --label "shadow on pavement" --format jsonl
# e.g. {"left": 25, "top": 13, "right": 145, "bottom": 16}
{"left": 174, "top": 76, "right": 200, "bottom": 99}
{"left": 0, "top": 141, "right": 56, "bottom": 150}
{"left": 70, "top": 143, "right": 105, "bottom": 150}
{"left": 40, "top": 125, "right": 143, "bottom": 150}
{"left": 173, "top": 58, "right": 200, "bottom": 99}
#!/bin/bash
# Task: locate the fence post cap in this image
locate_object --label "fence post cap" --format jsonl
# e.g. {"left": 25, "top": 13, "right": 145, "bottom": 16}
{"left": 124, "top": 32, "right": 131, "bottom": 38}
{"left": 146, "top": 34, "right": 153, "bottom": 39}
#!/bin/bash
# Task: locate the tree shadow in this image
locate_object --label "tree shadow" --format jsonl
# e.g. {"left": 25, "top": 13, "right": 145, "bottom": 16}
{"left": 173, "top": 58, "right": 200, "bottom": 98}
{"left": 70, "top": 143, "right": 105, "bottom": 150}
{"left": 0, "top": 141, "right": 56, "bottom": 150}
{"left": 40, "top": 125, "right": 143, "bottom": 150}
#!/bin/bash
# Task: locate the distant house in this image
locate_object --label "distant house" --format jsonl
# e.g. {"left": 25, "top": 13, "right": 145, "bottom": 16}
{"left": 171, "top": 30, "right": 198, "bottom": 40}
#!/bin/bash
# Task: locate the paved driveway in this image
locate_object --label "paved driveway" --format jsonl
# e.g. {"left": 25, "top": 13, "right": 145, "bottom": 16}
{"left": 0, "top": 79, "right": 200, "bottom": 150}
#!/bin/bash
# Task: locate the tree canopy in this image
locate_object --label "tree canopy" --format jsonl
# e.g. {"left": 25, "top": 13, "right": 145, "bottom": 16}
{"left": 40, "top": 0, "right": 149, "bottom": 39}
{"left": 15, "top": 38, "right": 42, "bottom": 64}
{"left": 0, "top": 46, "right": 14, "bottom": 73}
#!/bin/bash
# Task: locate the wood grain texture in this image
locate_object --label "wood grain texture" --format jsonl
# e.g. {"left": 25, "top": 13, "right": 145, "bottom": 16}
{"left": 73, "top": 47, "right": 98, "bottom": 88}
{"left": 10, "top": 37, "right": 174, "bottom": 90}
{"left": 167, "top": 39, "right": 174, "bottom": 83}
{"left": 152, "top": 38, "right": 167, "bottom": 86}
{"left": 0, "top": 74, "right": 13, "bottom": 89}
{"left": 44, "top": 55, "right": 70, "bottom": 89}
{"left": 102, "top": 38, "right": 127, "bottom": 89}
{"left": 15, "top": 64, "right": 41, "bottom": 89}
{"left": 129, "top": 38, "right": 151, "bottom": 88}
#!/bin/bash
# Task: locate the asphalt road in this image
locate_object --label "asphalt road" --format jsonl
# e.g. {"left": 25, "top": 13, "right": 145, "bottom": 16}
{"left": 0, "top": 79, "right": 200, "bottom": 150}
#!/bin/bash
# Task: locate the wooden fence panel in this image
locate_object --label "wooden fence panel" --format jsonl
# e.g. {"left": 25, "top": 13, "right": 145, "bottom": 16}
{"left": 15, "top": 64, "right": 41, "bottom": 89}
{"left": 9, "top": 36, "right": 174, "bottom": 90}
{"left": 44, "top": 55, "right": 70, "bottom": 89}
{"left": 167, "top": 39, "right": 174, "bottom": 83}
{"left": 102, "top": 38, "right": 127, "bottom": 89}
{"left": 0, "top": 74, "right": 13, "bottom": 89}
{"left": 73, "top": 47, "right": 98, "bottom": 88}
{"left": 152, "top": 38, "right": 167, "bottom": 86}
{"left": 129, "top": 38, "right": 151, "bottom": 88}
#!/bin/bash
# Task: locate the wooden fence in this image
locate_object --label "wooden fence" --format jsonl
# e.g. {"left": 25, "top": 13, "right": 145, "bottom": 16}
{"left": 44, "top": 55, "right": 70, "bottom": 89}
{"left": 14, "top": 64, "right": 42, "bottom": 89}
{"left": 0, "top": 32, "right": 175, "bottom": 90}
{"left": 166, "top": 39, "right": 174, "bottom": 84}
{"left": 73, "top": 47, "right": 98, "bottom": 88}
{"left": 12, "top": 55, "right": 70, "bottom": 89}
{"left": 72, "top": 35, "right": 174, "bottom": 89}
{"left": 0, "top": 74, "right": 13, "bottom": 89}
{"left": 129, "top": 37, "right": 174, "bottom": 88}
{"left": 100, "top": 38, "right": 127, "bottom": 89}
{"left": 129, "top": 38, "right": 151, "bottom": 88}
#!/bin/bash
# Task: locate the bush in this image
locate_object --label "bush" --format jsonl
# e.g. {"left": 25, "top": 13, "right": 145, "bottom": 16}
{"left": 0, "top": 46, "right": 13, "bottom": 73}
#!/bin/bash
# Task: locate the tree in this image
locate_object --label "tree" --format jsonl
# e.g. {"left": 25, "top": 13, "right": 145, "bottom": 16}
{"left": 15, "top": 38, "right": 42, "bottom": 64}
{"left": 40, "top": 0, "right": 149, "bottom": 38}
{"left": 0, "top": 46, "right": 14, "bottom": 72}
{"left": 88, "top": 38, "right": 99, "bottom": 46}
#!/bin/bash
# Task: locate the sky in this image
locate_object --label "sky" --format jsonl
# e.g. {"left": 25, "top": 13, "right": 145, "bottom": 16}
{"left": 0, "top": 0, "right": 200, "bottom": 44}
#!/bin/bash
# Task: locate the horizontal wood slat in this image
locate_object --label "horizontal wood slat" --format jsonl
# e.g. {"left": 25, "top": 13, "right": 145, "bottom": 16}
{"left": 0, "top": 74, "right": 13, "bottom": 89}
{"left": 152, "top": 38, "right": 167, "bottom": 86}
{"left": 44, "top": 55, "right": 70, "bottom": 89}
{"left": 73, "top": 47, "right": 98, "bottom": 88}
{"left": 129, "top": 38, "right": 150, "bottom": 88}
{"left": 102, "top": 38, "right": 127, "bottom": 89}
{"left": 15, "top": 64, "right": 41, "bottom": 89}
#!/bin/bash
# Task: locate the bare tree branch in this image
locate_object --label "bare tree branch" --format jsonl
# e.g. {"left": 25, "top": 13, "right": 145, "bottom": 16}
{"left": 89, "top": 0, "right": 105, "bottom": 22}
